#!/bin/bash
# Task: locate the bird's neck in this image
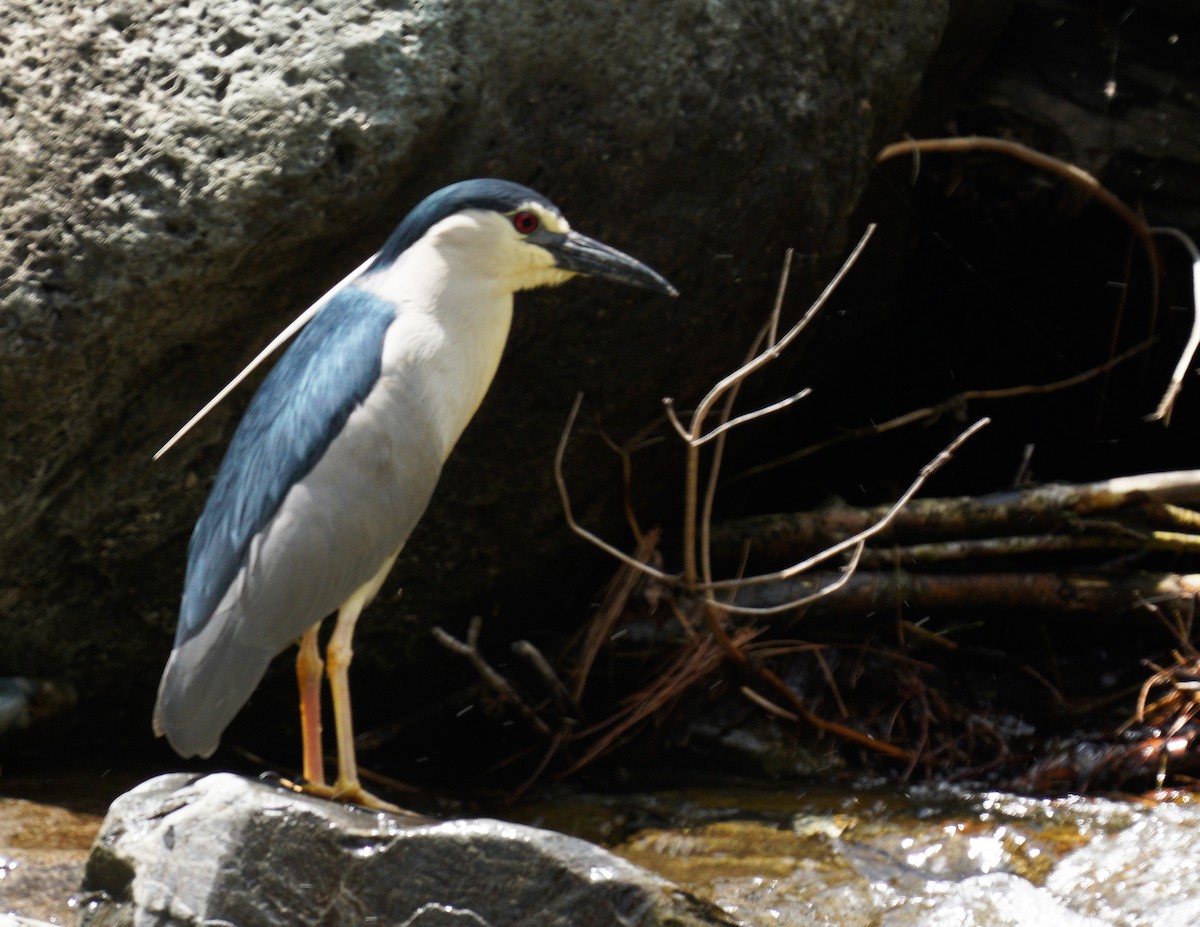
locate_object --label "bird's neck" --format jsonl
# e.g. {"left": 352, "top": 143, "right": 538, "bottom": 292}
{"left": 363, "top": 247, "right": 515, "bottom": 462}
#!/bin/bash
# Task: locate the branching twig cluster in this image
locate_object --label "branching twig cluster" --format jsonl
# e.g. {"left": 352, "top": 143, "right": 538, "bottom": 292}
{"left": 429, "top": 139, "right": 1200, "bottom": 791}
{"left": 430, "top": 228, "right": 993, "bottom": 784}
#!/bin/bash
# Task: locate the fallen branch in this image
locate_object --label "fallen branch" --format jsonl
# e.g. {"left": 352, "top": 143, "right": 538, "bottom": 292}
{"left": 700, "top": 418, "right": 989, "bottom": 597}
{"left": 855, "top": 531, "right": 1200, "bottom": 566}
{"left": 712, "top": 469, "right": 1200, "bottom": 564}
{"left": 728, "top": 569, "right": 1200, "bottom": 618}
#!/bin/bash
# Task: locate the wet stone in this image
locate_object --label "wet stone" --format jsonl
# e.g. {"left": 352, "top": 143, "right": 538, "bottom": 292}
{"left": 0, "top": 795, "right": 103, "bottom": 923}
{"left": 515, "top": 785, "right": 1200, "bottom": 927}
{"left": 77, "top": 773, "right": 734, "bottom": 927}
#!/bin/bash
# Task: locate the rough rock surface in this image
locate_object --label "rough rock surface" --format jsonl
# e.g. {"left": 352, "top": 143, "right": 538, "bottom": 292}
{"left": 0, "top": 0, "right": 1006, "bottom": 743}
{"left": 78, "top": 773, "right": 735, "bottom": 927}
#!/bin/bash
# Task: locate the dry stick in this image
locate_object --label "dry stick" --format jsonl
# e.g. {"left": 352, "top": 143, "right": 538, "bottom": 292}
{"left": 856, "top": 530, "right": 1200, "bottom": 566}
{"left": 735, "top": 339, "right": 1151, "bottom": 484}
{"left": 561, "top": 626, "right": 762, "bottom": 776}
{"left": 665, "top": 389, "right": 811, "bottom": 447}
{"left": 705, "top": 543, "right": 866, "bottom": 616}
{"left": 511, "top": 639, "right": 579, "bottom": 719}
{"left": 678, "top": 228, "right": 877, "bottom": 586}
{"left": 690, "top": 251, "right": 799, "bottom": 668}
{"left": 154, "top": 255, "right": 375, "bottom": 459}
{"left": 556, "top": 227, "right": 883, "bottom": 599}
{"left": 555, "top": 394, "right": 680, "bottom": 585}
{"left": 699, "top": 250, "right": 796, "bottom": 594}
{"left": 555, "top": 236, "right": 977, "bottom": 760}
{"left": 681, "top": 247, "right": 871, "bottom": 747}
{"left": 597, "top": 431, "right": 647, "bottom": 546}
{"left": 715, "top": 468, "right": 1200, "bottom": 562}
{"left": 875, "top": 136, "right": 1161, "bottom": 306}
{"left": 431, "top": 618, "right": 553, "bottom": 738}
{"left": 1147, "top": 228, "right": 1200, "bottom": 424}
{"left": 727, "top": 569, "right": 1200, "bottom": 618}
{"left": 677, "top": 242, "right": 880, "bottom": 685}
{"left": 701, "top": 417, "right": 990, "bottom": 598}
{"left": 569, "top": 527, "right": 663, "bottom": 704}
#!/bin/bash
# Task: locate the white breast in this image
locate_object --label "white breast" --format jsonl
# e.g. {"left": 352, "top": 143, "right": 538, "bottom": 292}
{"left": 361, "top": 216, "right": 516, "bottom": 462}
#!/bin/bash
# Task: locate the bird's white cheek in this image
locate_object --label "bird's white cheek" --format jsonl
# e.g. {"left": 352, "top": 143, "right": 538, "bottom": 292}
{"left": 517, "top": 266, "right": 575, "bottom": 291}
{"left": 507, "top": 240, "right": 573, "bottom": 292}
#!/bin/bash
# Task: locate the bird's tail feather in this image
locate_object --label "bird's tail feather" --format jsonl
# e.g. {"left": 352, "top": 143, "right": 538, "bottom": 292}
{"left": 153, "top": 610, "right": 276, "bottom": 759}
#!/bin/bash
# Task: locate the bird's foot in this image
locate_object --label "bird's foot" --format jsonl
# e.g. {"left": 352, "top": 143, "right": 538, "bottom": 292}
{"left": 285, "top": 777, "right": 402, "bottom": 813}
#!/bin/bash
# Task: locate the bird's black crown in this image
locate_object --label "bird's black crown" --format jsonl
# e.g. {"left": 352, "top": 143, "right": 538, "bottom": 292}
{"left": 373, "top": 179, "right": 560, "bottom": 267}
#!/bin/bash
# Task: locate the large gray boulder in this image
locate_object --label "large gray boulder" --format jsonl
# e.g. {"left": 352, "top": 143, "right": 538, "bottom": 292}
{"left": 78, "top": 773, "right": 736, "bottom": 926}
{"left": 0, "top": 0, "right": 1008, "bottom": 743}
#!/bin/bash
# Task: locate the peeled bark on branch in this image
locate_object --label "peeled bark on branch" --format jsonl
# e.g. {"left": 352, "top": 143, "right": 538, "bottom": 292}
{"left": 713, "top": 470, "right": 1200, "bottom": 564}
{"left": 730, "top": 569, "right": 1200, "bottom": 619}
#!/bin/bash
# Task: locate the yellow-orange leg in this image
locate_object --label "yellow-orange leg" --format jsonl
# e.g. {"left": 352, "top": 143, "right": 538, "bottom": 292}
{"left": 324, "top": 592, "right": 389, "bottom": 808}
{"left": 296, "top": 623, "right": 326, "bottom": 787}
{"left": 298, "top": 554, "right": 400, "bottom": 812}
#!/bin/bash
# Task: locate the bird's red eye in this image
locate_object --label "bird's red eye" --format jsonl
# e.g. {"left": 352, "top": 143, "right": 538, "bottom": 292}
{"left": 512, "top": 211, "right": 539, "bottom": 234}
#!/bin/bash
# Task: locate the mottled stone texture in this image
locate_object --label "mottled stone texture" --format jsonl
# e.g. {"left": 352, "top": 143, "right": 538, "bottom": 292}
{"left": 0, "top": 0, "right": 994, "bottom": 742}
{"left": 79, "top": 773, "right": 736, "bottom": 926}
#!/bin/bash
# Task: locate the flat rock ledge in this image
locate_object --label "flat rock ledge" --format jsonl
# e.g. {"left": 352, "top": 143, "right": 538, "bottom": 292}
{"left": 76, "top": 773, "right": 734, "bottom": 927}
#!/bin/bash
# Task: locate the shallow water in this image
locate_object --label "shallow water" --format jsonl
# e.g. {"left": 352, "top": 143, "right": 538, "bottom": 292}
{"left": 512, "top": 784, "right": 1200, "bottom": 927}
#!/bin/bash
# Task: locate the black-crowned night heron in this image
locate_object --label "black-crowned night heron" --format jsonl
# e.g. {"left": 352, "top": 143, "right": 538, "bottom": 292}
{"left": 153, "top": 179, "right": 676, "bottom": 809}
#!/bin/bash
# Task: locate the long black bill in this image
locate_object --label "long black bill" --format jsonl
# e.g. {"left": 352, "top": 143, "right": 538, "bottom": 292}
{"left": 549, "top": 230, "right": 678, "bottom": 297}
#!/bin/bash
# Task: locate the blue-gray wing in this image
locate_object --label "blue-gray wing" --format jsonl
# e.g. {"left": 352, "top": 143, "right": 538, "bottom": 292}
{"left": 176, "top": 285, "right": 396, "bottom": 645}
{"left": 153, "top": 284, "right": 444, "bottom": 757}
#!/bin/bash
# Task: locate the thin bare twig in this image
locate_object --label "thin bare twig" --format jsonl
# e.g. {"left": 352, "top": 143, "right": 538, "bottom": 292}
{"left": 596, "top": 430, "right": 653, "bottom": 546}
{"left": 739, "top": 685, "right": 799, "bottom": 721}
{"left": 685, "top": 256, "right": 783, "bottom": 584}
{"left": 690, "top": 390, "right": 813, "bottom": 448}
{"left": 703, "top": 541, "right": 865, "bottom": 615}
{"left": 699, "top": 251, "right": 799, "bottom": 591}
{"left": 680, "top": 230, "right": 875, "bottom": 583}
{"left": 432, "top": 618, "right": 552, "bottom": 738}
{"left": 551, "top": 231, "right": 990, "bottom": 773}
{"left": 876, "top": 137, "right": 1160, "bottom": 306}
{"left": 662, "top": 398, "right": 693, "bottom": 443}
{"left": 700, "top": 417, "right": 991, "bottom": 592}
{"left": 154, "top": 255, "right": 375, "bottom": 459}
{"left": 511, "top": 639, "right": 579, "bottom": 719}
{"left": 569, "top": 528, "right": 663, "bottom": 703}
{"left": 735, "top": 339, "right": 1150, "bottom": 484}
{"left": 1147, "top": 227, "right": 1200, "bottom": 424}
{"left": 555, "top": 394, "right": 681, "bottom": 585}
